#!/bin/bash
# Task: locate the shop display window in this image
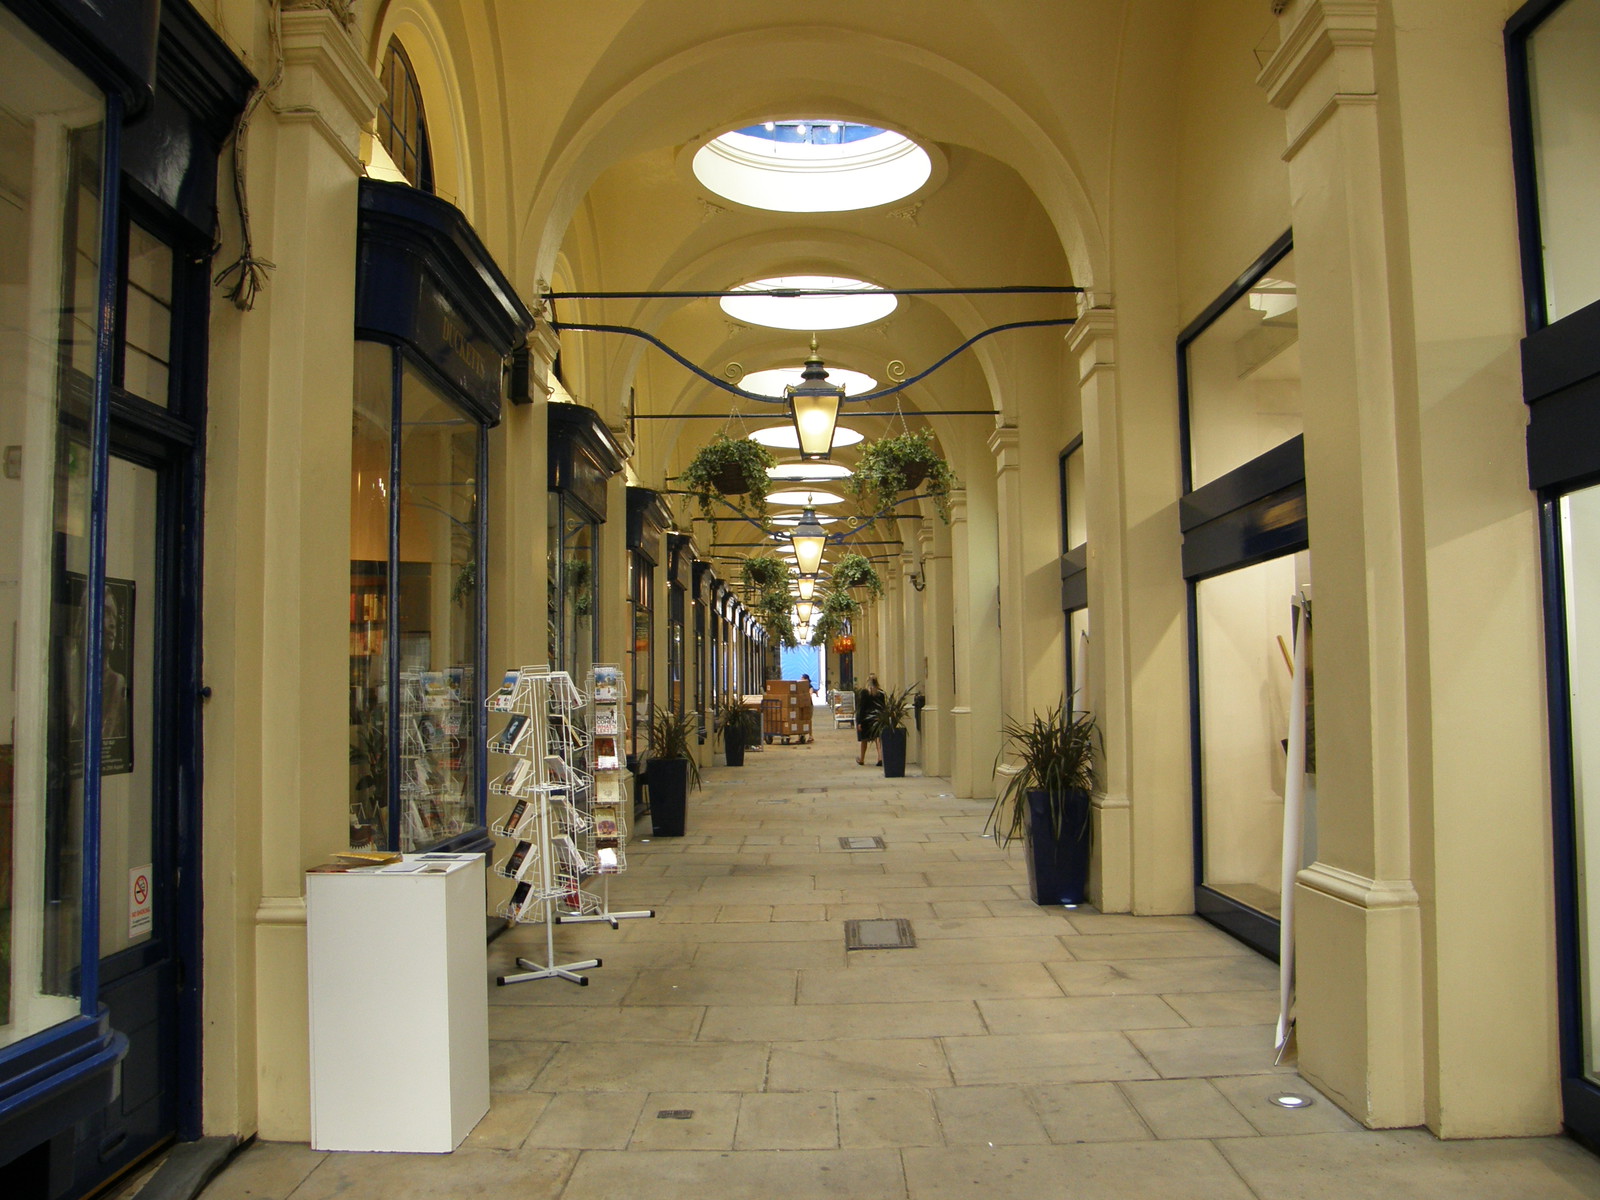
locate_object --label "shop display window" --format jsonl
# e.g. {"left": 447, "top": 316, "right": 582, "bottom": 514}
{"left": 1195, "top": 551, "right": 1313, "bottom": 920}
{"left": 1524, "top": 0, "right": 1600, "bottom": 324}
{"left": 549, "top": 496, "right": 598, "bottom": 682}
{"left": 349, "top": 342, "right": 487, "bottom": 851}
{"left": 629, "top": 552, "right": 653, "bottom": 758}
{"left": 1183, "top": 246, "right": 1299, "bottom": 491}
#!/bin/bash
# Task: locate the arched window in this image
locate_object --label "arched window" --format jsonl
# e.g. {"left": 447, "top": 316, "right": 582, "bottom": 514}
{"left": 377, "top": 39, "right": 433, "bottom": 192}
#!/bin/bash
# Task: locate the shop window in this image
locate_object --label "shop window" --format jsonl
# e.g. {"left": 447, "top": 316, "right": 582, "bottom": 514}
{"left": 630, "top": 553, "right": 653, "bottom": 759}
{"left": 1519, "top": 0, "right": 1600, "bottom": 325}
{"left": 668, "top": 583, "right": 685, "bottom": 717}
{"left": 1060, "top": 438, "right": 1088, "bottom": 705}
{"left": 348, "top": 343, "right": 487, "bottom": 851}
{"left": 1182, "top": 241, "right": 1299, "bottom": 491}
{"left": 377, "top": 40, "right": 433, "bottom": 193}
{"left": 549, "top": 496, "right": 598, "bottom": 682}
{"left": 0, "top": 10, "right": 107, "bottom": 1047}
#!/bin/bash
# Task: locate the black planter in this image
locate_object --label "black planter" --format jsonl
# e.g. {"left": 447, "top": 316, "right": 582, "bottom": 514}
{"left": 1025, "top": 788, "right": 1091, "bottom": 906}
{"left": 880, "top": 727, "right": 908, "bottom": 777}
{"left": 649, "top": 757, "right": 689, "bottom": 836}
{"left": 724, "top": 726, "right": 746, "bottom": 767}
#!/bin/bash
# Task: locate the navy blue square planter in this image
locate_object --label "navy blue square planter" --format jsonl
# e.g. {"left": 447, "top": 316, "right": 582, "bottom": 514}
{"left": 1025, "top": 788, "right": 1091, "bottom": 906}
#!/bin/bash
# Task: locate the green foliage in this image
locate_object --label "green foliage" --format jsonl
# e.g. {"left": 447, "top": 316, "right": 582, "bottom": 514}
{"left": 809, "top": 609, "right": 844, "bottom": 647}
{"left": 712, "top": 692, "right": 759, "bottom": 741}
{"left": 846, "top": 429, "right": 958, "bottom": 523}
{"left": 752, "top": 587, "right": 799, "bottom": 648}
{"left": 740, "top": 552, "right": 790, "bottom": 595}
{"left": 829, "top": 551, "right": 883, "bottom": 597}
{"left": 986, "top": 702, "right": 1099, "bottom": 849}
{"left": 679, "top": 433, "right": 776, "bottom": 535}
{"left": 820, "top": 588, "right": 859, "bottom": 618}
{"left": 868, "top": 682, "right": 921, "bottom": 735}
{"left": 648, "top": 706, "right": 702, "bottom": 790}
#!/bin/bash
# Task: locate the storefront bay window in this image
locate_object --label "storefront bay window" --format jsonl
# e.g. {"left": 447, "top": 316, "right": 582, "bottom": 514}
{"left": 1509, "top": 0, "right": 1600, "bottom": 1147}
{"left": 350, "top": 180, "right": 531, "bottom": 853}
{"left": 548, "top": 402, "right": 625, "bottom": 681}
{"left": 1178, "top": 231, "right": 1312, "bottom": 957}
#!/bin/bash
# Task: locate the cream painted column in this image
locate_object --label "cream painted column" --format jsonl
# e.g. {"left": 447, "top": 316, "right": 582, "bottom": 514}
{"left": 1259, "top": 0, "right": 1425, "bottom": 1130}
{"left": 1068, "top": 306, "right": 1132, "bottom": 914}
{"left": 242, "top": 8, "right": 386, "bottom": 1141}
{"left": 900, "top": 548, "right": 924, "bottom": 765}
{"left": 920, "top": 519, "right": 954, "bottom": 779}
{"left": 988, "top": 426, "right": 1026, "bottom": 728}
{"left": 948, "top": 484, "right": 1003, "bottom": 799}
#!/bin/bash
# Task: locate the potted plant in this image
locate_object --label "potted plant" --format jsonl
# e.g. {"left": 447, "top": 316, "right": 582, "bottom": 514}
{"left": 646, "top": 707, "right": 701, "bottom": 836}
{"left": 713, "top": 692, "right": 756, "bottom": 767}
{"left": 847, "top": 429, "right": 958, "bottom": 523}
{"left": 810, "top": 609, "right": 844, "bottom": 647}
{"left": 986, "top": 702, "right": 1099, "bottom": 906}
{"left": 869, "top": 683, "right": 920, "bottom": 778}
{"left": 740, "top": 552, "right": 790, "bottom": 597}
{"left": 752, "top": 588, "right": 799, "bottom": 648}
{"left": 829, "top": 551, "right": 883, "bottom": 599}
{"left": 679, "top": 433, "right": 776, "bottom": 534}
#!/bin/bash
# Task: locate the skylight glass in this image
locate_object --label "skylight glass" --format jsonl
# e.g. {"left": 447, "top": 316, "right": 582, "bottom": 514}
{"left": 768, "top": 463, "right": 854, "bottom": 481}
{"left": 739, "top": 367, "right": 876, "bottom": 397}
{"left": 766, "top": 489, "right": 845, "bottom": 506}
{"left": 693, "top": 121, "right": 932, "bottom": 213}
{"left": 721, "top": 276, "right": 897, "bottom": 331}
{"left": 749, "top": 424, "right": 865, "bottom": 451}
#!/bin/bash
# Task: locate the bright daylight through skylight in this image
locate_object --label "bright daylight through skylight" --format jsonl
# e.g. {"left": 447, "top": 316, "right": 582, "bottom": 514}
{"left": 721, "top": 276, "right": 897, "bottom": 331}
{"left": 692, "top": 120, "right": 932, "bottom": 213}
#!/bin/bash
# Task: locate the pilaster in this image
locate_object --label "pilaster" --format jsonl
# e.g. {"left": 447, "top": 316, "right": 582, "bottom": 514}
{"left": 987, "top": 425, "right": 1025, "bottom": 727}
{"left": 920, "top": 520, "right": 954, "bottom": 778}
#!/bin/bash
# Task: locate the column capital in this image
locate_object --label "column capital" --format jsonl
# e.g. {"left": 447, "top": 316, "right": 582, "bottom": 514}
{"left": 1066, "top": 306, "right": 1116, "bottom": 382}
{"left": 987, "top": 424, "right": 1020, "bottom": 472}
{"left": 946, "top": 487, "right": 968, "bottom": 525}
{"left": 279, "top": 7, "right": 387, "bottom": 171}
{"left": 1258, "top": 0, "right": 1379, "bottom": 152}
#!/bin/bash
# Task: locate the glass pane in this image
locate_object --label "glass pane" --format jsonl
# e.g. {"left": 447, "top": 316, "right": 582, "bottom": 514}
{"left": 396, "top": 361, "right": 480, "bottom": 849}
{"left": 349, "top": 341, "right": 391, "bottom": 849}
{"left": 1185, "top": 250, "right": 1299, "bottom": 490}
{"left": 557, "top": 509, "right": 596, "bottom": 683}
{"left": 97, "top": 460, "right": 156, "bottom": 957}
{"left": 121, "top": 224, "right": 172, "bottom": 407}
{"left": 0, "top": 7, "right": 105, "bottom": 1047}
{"left": 1196, "top": 550, "right": 1313, "bottom": 919}
{"left": 1529, "top": 0, "right": 1600, "bottom": 324}
{"left": 1560, "top": 483, "right": 1600, "bottom": 1083}
{"left": 1068, "top": 607, "right": 1091, "bottom": 713}
{"left": 1064, "top": 446, "right": 1086, "bottom": 549}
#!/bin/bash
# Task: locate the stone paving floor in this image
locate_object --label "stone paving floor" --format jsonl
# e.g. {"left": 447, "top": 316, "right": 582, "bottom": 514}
{"left": 200, "top": 719, "right": 1600, "bottom": 1199}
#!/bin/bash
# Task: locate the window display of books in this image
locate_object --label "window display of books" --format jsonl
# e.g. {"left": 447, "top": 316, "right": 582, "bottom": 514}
{"left": 397, "top": 669, "right": 474, "bottom": 851}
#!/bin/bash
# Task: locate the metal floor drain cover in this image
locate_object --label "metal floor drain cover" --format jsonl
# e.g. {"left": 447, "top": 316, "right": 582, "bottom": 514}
{"left": 657, "top": 1109, "right": 694, "bottom": 1120}
{"left": 798, "top": 786, "right": 829, "bottom": 794}
{"left": 845, "top": 917, "right": 916, "bottom": 950}
{"left": 839, "top": 836, "right": 886, "bottom": 851}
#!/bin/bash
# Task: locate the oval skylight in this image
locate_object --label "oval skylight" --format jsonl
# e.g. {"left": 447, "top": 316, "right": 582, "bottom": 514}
{"left": 749, "top": 424, "right": 865, "bottom": 451}
{"left": 740, "top": 367, "right": 876, "bottom": 397}
{"left": 769, "top": 512, "right": 841, "bottom": 525}
{"left": 768, "top": 463, "right": 853, "bottom": 481}
{"left": 767, "top": 489, "right": 845, "bottom": 506}
{"left": 722, "top": 276, "right": 896, "bottom": 331}
{"left": 693, "top": 121, "right": 932, "bottom": 213}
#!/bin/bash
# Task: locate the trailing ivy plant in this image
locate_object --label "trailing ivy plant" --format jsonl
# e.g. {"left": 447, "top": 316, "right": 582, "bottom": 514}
{"left": 810, "top": 609, "right": 845, "bottom": 648}
{"left": 679, "top": 433, "right": 776, "bottom": 535}
{"left": 740, "top": 551, "right": 790, "bottom": 597}
{"left": 828, "top": 551, "right": 883, "bottom": 598}
{"left": 820, "top": 587, "right": 860, "bottom": 619}
{"left": 847, "top": 428, "right": 958, "bottom": 524}
{"left": 752, "top": 587, "right": 799, "bottom": 648}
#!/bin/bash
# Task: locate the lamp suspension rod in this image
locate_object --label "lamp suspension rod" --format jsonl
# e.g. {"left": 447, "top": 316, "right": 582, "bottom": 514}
{"left": 547, "top": 285, "right": 1083, "bottom": 300}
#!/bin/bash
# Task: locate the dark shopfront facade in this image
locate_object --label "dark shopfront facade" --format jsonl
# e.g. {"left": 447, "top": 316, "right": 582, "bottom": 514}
{"left": 0, "top": 1, "right": 251, "bottom": 1196}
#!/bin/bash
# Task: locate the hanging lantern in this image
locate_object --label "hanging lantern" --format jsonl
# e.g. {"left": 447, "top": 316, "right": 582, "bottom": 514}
{"left": 795, "top": 599, "right": 815, "bottom": 624}
{"left": 796, "top": 574, "right": 817, "bottom": 601}
{"left": 784, "top": 337, "right": 846, "bottom": 460}
{"left": 789, "top": 500, "right": 828, "bottom": 576}
{"left": 833, "top": 634, "right": 855, "bottom": 654}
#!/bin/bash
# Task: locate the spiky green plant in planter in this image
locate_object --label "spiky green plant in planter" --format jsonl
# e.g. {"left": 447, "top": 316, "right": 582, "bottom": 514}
{"left": 828, "top": 551, "right": 883, "bottom": 598}
{"left": 679, "top": 433, "right": 776, "bottom": 535}
{"left": 740, "top": 552, "right": 790, "bottom": 597}
{"left": 847, "top": 429, "right": 958, "bottom": 523}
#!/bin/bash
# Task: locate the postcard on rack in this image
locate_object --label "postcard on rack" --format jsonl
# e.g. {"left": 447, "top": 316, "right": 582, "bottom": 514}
{"left": 488, "top": 668, "right": 520, "bottom": 711}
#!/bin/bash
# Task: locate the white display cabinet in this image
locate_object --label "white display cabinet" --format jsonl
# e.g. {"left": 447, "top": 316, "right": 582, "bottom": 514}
{"left": 306, "top": 853, "right": 489, "bottom": 1152}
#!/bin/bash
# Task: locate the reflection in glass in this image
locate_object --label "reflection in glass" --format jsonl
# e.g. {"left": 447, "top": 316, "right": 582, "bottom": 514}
{"left": 1064, "top": 446, "right": 1086, "bottom": 549}
{"left": 349, "top": 341, "right": 392, "bottom": 848}
{"left": 395, "top": 361, "right": 479, "bottom": 849}
{"left": 1068, "top": 608, "right": 1091, "bottom": 713}
{"left": 0, "top": 7, "right": 106, "bottom": 1045}
{"left": 630, "top": 553, "right": 653, "bottom": 760}
{"left": 550, "top": 499, "right": 597, "bottom": 683}
{"left": 1185, "top": 250, "right": 1299, "bottom": 490}
{"left": 121, "top": 224, "right": 172, "bottom": 406}
{"left": 1560, "top": 484, "right": 1600, "bottom": 1082}
{"left": 1528, "top": 0, "right": 1600, "bottom": 324}
{"left": 1196, "top": 551, "right": 1313, "bottom": 919}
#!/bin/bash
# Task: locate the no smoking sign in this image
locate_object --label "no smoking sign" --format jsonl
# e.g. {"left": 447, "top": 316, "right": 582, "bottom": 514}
{"left": 129, "top": 864, "right": 153, "bottom": 938}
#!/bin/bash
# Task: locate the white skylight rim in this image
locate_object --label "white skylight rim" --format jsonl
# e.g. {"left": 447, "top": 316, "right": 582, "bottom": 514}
{"left": 766, "top": 489, "right": 845, "bottom": 506}
{"left": 767, "top": 462, "right": 854, "bottom": 481}
{"left": 739, "top": 367, "right": 876, "bottom": 398}
{"left": 749, "top": 424, "right": 864, "bottom": 450}
{"left": 692, "top": 125, "right": 932, "bottom": 213}
{"left": 721, "top": 275, "right": 897, "bottom": 331}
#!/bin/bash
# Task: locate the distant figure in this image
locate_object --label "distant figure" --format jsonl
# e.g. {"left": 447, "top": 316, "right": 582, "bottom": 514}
{"left": 855, "top": 675, "right": 884, "bottom": 766}
{"left": 800, "top": 673, "right": 814, "bottom": 704}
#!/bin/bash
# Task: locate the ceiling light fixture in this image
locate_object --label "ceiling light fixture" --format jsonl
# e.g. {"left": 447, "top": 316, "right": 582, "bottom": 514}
{"left": 796, "top": 575, "right": 817, "bottom": 601}
{"left": 789, "top": 496, "right": 829, "bottom": 576}
{"left": 786, "top": 339, "right": 846, "bottom": 461}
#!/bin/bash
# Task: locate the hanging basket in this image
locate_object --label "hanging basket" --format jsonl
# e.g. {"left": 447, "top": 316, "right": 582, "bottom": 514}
{"left": 833, "top": 634, "right": 855, "bottom": 654}
{"left": 711, "top": 464, "right": 751, "bottom": 495}
{"left": 899, "top": 462, "right": 931, "bottom": 491}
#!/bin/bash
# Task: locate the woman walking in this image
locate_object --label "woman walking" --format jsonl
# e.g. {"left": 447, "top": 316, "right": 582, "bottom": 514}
{"left": 855, "top": 675, "right": 884, "bottom": 766}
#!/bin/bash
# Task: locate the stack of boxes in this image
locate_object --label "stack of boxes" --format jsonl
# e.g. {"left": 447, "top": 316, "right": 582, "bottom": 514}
{"left": 762, "top": 679, "right": 813, "bottom": 743}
